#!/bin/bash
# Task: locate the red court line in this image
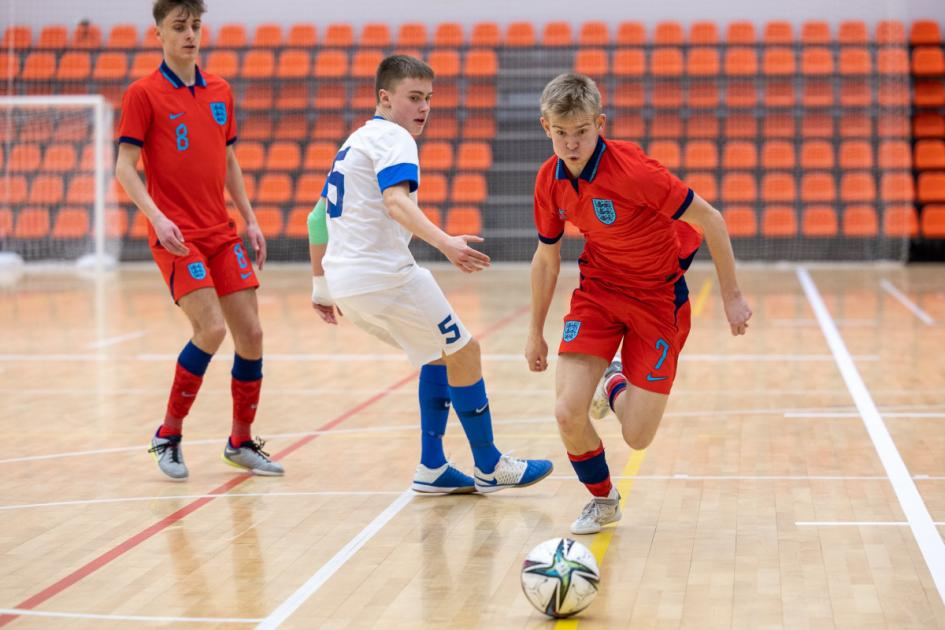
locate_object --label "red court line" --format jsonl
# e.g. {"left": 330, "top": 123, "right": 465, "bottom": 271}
{"left": 0, "top": 304, "right": 529, "bottom": 626}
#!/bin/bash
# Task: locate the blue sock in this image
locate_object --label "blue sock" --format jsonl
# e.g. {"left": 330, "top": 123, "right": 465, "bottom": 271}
{"left": 419, "top": 364, "right": 450, "bottom": 468}
{"left": 449, "top": 378, "right": 502, "bottom": 473}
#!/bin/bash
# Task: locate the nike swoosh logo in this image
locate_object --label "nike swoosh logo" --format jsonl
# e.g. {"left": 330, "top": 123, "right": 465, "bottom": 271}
{"left": 474, "top": 476, "right": 497, "bottom": 486}
{"left": 240, "top": 271, "right": 253, "bottom": 280}
{"left": 181, "top": 392, "right": 196, "bottom": 398}
{"left": 169, "top": 112, "right": 185, "bottom": 120}
{"left": 646, "top": 373, "right": 667, "bottom": 382}
{"left": 474, "top": 404, "right": 489, "bottom": 415}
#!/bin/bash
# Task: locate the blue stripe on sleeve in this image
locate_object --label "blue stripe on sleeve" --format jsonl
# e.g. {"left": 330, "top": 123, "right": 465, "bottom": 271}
{"left": 671, "top": 188, "right": 695, "bottom": 220}
{"left": 118, "top": 136, "right": 143, "bottom": 147}
{"left": 377, "top": 163, "right": 419, "bottom": 193}
{"left": 538, "top": 231, "right": 564, "bottom": 245}
{"left": 226, "top": 136, "right": 238, "bottom": 146}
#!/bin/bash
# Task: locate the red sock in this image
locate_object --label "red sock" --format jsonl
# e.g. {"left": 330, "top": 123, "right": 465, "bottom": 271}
{"left": 161, "top": 363, "right": 204, "bottom": 437}
{"left": 605, "top": 372, "right": 628, "bottom": 413}
{"left": 231, "top": 377, "right": 261, "bottom": 444}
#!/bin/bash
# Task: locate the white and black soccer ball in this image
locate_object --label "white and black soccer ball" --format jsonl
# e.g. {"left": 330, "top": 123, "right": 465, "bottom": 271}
{"left": 521, "top": 537, "right": 600, "bottom": 618}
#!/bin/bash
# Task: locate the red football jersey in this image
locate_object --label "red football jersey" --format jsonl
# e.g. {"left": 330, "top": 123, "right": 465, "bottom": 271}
{"left": 118, "top": 61, "right": 237, "bottom": 233}
{"left": 534, "top": 136, "right": 701, "bottom": 291}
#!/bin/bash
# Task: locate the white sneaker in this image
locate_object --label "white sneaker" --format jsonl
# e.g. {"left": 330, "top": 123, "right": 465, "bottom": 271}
{"left": 570, "top": 490, "right": 622, "bottom": 535}
{"left": 589, "top": 360, "right": 624, "bottom": 420}
{"left": 411, "top": 462, "right": 475, "bottom": 494}
{"left": 473, "top": 454, "right": 553, "bottom": 493}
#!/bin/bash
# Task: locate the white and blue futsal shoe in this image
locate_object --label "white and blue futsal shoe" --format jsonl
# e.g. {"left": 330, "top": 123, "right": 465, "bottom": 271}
{"left": 474, "top": 454, "right": 554, "bottom": 493}
{"left": 412, "top": 462, "right": 476, "bottom": 494}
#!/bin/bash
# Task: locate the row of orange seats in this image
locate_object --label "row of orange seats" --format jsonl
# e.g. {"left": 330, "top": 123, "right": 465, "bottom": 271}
{"left": 573, "top": 47, "right": 942, "bottom": 77}
{"left": 2, "top": 20, "right": 942, "bottom": 50}
{"left": 718, "top": 205, "right": 945, "bottom": 237}
{"left": 1, "top": 48, "right": 499, "bottom": 81}
{"left": 238, "top": 113, "right": 495, "bottom": 141}
{"left": 681, "top": 171, "right": 944, "bottom": 205}
{"left": 1, "top": 143, "right": 99, "bottom": 172}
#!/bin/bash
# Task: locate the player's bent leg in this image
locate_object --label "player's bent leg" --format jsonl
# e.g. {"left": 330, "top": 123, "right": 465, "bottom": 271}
{"left": 589, "top": 360, "right": 626, "bottom": 421}
{"left": 613, "top": 384, "right": 669, "bottom": 451}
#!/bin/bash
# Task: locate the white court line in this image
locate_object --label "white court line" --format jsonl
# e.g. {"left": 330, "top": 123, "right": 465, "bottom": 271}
{"left": 798, "top": 266, "right": 945, "bottom": 605}
{"left": 0, "top": 490, "right": 404, "bottom": 512}
{"left": 85, "top": 330, "right": 147, "bottom": 349}
{"left": 786, "top": 412, "right": 945, "bottom": 419}
{"left": 797, "top": 521, "right": 945, "bottom": 527}
{"left": 256, "top": 489, "right": 414, "bottom": 629}
{"left": 0, "top": 608, "right": 259, "bottom": 624}
{"left": 880, "top": 279, "right": 936, "bottom": 325}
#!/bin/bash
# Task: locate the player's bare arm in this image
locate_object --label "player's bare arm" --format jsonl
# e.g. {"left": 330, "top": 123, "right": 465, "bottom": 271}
{"left": 225, "top": 145, "right": 266, "bottom": 269}
{"left": 678, "top": 194, "right": 752, "bottom": 335}
{"left": 526, "top": 240, "right": 562, "bottom": 372}
{"left": 115, "top": 142, "right": 189, "bottom": 256}
{"left": 382, "top": 183, "right": 491, "bottom": 273}
{"left": 307, "top": 197, "right": 340, "bottom": 325}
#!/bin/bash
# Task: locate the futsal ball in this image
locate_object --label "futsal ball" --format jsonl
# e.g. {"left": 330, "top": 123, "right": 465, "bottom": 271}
{"left": 521, "top": 538, "right": 600, "bottom": 618}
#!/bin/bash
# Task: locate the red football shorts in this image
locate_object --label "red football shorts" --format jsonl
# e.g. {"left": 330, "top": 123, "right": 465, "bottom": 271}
{"left": 149, "top": 221, "right": 259, "bottom": 302}
{"left": 558, "top": 275, "right": 692, "bottom": 395}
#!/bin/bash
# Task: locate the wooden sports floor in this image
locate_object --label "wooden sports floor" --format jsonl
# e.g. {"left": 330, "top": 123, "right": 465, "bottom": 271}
{"left": 0, "top": 263, "right": 943, "bottom": 629}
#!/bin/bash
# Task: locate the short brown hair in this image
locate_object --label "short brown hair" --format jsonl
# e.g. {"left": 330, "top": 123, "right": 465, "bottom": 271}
{"left": 375, "top": 55, "right": 434, "bottom": 103}
{"left": 153, "top": 0, "right": 206, "bottom": 25}
{"left": 540, "top": 73, "right": 602, "bottom": 119}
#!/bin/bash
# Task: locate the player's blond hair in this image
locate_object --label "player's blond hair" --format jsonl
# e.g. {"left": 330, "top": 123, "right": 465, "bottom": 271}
{"left": 153, "top": 0, "right": 206, "bottom": 25}
{"left": 540, "top": 73, "right": 602, "bottom": 119}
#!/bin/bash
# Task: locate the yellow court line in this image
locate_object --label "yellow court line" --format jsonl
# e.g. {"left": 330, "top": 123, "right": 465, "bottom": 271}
{"left": 554, "top": 277, "right": 712, "bottom": 629}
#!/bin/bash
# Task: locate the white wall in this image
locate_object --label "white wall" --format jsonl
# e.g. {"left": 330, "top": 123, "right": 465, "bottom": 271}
{"left": 5, "top": 0, "right": 943, "bottom": 33}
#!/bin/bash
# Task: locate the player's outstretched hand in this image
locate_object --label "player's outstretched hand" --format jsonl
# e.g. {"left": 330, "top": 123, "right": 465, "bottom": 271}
{"left": 312, "top": 303, "right": 342, "bottom": 325}
{"left": 442, "top": 235, "right": 490, "bottom": 273}
{"left": 153, "top": 216, "right": 189, "bottom": 256}
{"left": 724, "top": 293, "right": 752, "bottom": 336}
{"left": 246, "top": 222, "right": 267, "bottom": 270}
{"left": 311, "top": 276, "right": 342, "bottom": 324}
{"left": 525, "top": 333, "right": 549, "bottom": 372}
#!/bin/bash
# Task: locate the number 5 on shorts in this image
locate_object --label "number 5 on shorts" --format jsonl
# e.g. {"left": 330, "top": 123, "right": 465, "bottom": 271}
{"left": 438, "top": 314, "right": 461, "bottom": 344}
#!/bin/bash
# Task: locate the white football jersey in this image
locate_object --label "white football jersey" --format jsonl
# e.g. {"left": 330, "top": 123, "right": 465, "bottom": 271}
{"left": 321, "top": 116, "right": 421, "bottom": 298}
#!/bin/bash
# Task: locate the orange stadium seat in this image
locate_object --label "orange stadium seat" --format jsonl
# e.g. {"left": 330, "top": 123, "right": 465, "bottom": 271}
{"left": 762, "top": 173, "right": 796, "bottom": 203}
{"left": 257, "top": 173, "right": 292, "bottom": 204}
{"left": 434, "top": 23, "right": 464, "bottom": 48}
{"left": 724, "top": 48, "right": 758, "bottom": 76}
{"left": 2, "top": 26, "right": 32, "bottom": 49}
{"left": 881, "top": 173, "right": 914, "bottom": 202}
{"left": 464, "top": 115, "right": 496, "bottom": 140}
{"left": 92, "top": 52, "right": 128, "bottom": 81}
{"left": 650, "top": 113, "right": 682, "bottom": 138}
{"left": 304, "top": 143, "right": 336, "bottom": 171}
{"left": 764, "top": 21, "right": 794, "bottom": 44}
{"left": 685, "top": 172, "right": 717, "bottom": 203}
{"left": 802, "top": 113, "right": 834, "bottom": 138}
{"left": 288, "top": 24, "right": 317, "bottom": 47}
{"left": 801, "top": 141, "right": 834, "bottom": 169}
{"left": 765, "top": 81, "right": 795, "bottom": 107}
{"left": 235, "top": 142, "right": 264, "bottom": 171}
{"left": 283, "top": 206, "right": 309, "bottom": 237}
{"left": 314, "top": 82, "right": 346, "bottom": 110}
{"left": 457, "top": 142, "right": 492, "bottom": 170}
{"left": 687, "top": 114, "right": 720, "bottom": 138}
{"left": 842, "top": 205, "right": 878, "bottom": 236}
{"left": 763, "top": 113, "right": 796, "bottom": 139}
{"left": 915, "top": 81, "right": 945, "bottom": 107}
{"left": 883, "top": 205, "right": 918, "bottom": 236}
{"left": 242, "top": 50, "right": 275, "bottom": 79}
{"left": 78, "top": 144, "right": 96, "bottom": 171}
{"left": 21, "top": 52, "right": 56, "bottom": 81}
{"left": 763, "top": 48, "right": 795, "bottom": 75}
{"left": 802, "top": 206, "right": 838, "bottom": 236}
{"left": 242, "top": 84, "right": 274, "bottom": 111}
{"left": 216, "top": 24, "right": 247, "bottom": 48}
{"left": 802, "top": 21, "right": 831, "bottom": 44}
{"left": 421, "top": 142, "right": 454, "bottom": 171}
{"left": 613, "top": 49, "right": 645, "bottom": 76}
{"left": 253, "top": 24, "right": 282, "bottom": 48}
{"left": 15, "top": 207, "right": 50, "bottom": 238}
{"left": 471, "top": 22, "right": 500, "bottom": 47}
{"left": 684, "top": 141, "right": 718, "bottom": 170}
{"left": 688, "top": 47, "right": 720, "bottom": 76}
{"left": 0, "top": 176, "right": 28, "bottom": 205}
{"left": 52, "top": 207, "right": 90, "bottom": 239}
{"left": 240, "top": 114, "right": 273, "bottom": 140}
{"left": 41, "top": 144, "right": 77, "bottom": 172}
{"left": 0, "top": 53, "right": 20, "bottom": 80}
{"left": 130, "top": 52, "right": 162, "bottom": 79}
{"left": 428, "top": 50, "right": 460, "bottom": 78}
{"left": 422, "top": 206, "right": 442, "bottom": 228}
{"left": 128, "top": 211, "right": 149, "bottom": 238}
{"left": 19, "top": 118, "right": 55, "bottom": 142}
{"left": 914, "top": 113, "right": 945, "bottom": 138}
{"left": 29, "top": 174, "right": 64, "bottom": 205}
{"left": 878, "top": 140, "right": 912, "bottom": 169}
{"left": 877, "top": 48, "right": 909, "bottom": 74}
{"left": 915, "top": 140, "right": 945, "bottom": 169}
{"left": 839, "top": 21, "right": 868, "bottom": 44}
{"left": 71, "top": 23, "right": 102, "bottom": 49}
{"left": 142, "top": 27, "right": 161, "bottom": 49}
{"left": 910, "top": 20, "right": 942, "bottom": 45}
{"left": 579, "top": 22, "right": 610, "bottom": 46}
{"left": 690, "top": 21, "right": 719, "bottom": 45}
{"left": 654, "top": 21, "right": 684, "bottom": 45}
{"left": 575, "top": 49, "right": 608, "bottom": 77}
{"left": 450, "top": 174, "right": 487, "bottom": 204}
{"left": 465, "top": 49, "right": 498, "bottom": 77}
{"left": 921, "top": 205, "right": 945, "bottom": 237}
{"left": 38, "top": 26, "right": 68, "bottom": 49}
{"left": 651, "top": 48, "right": 683, "bottom": 76}
{"left": 614, "top": 81, "right": 643, "bottom": 108}
{"left": 325, "top": 24, "right": 354, "bottom": 48}
{"left": 727, "top": 81, "right": 758, "bottom": 108}
{"left": 435, "top": 82, "right": 462, "bottom": 108}
{"left": 266, "top": 142, "right": 301, "bottom": 171}
{"left": 912, "top": 47, "right": 945, "bottom": 76}
{"left": 425, "top": 115, "right": 458, "bottom": 140}
{"left": 802, "top": 48, "right": 833, "bottom": 75}
{"left": 505, "top": 22, "right": 536, "bottom": 47}
{"left": 66, "top": 175, "right": 94, "bottom": 204}
{"left": 611, "top": 22, "right": 643, "bottom": 46}
{"left": 312, "top": 115, "right": 346, "bottom": 140}
{"left": 206, "top": 50, "right": 238, "bottom": 78}
{"left": 840, "top": 172, "right": 877, "bottom": 202}
{"left": 722, "top": 172, "right": 757, "bottom": 202}
{"left": 293, "top": 174, "right": 323, "bottom": 204}
{"left": 542, "top": 22, "right": 573, "bottom": 47}
{"left": 277, "top": 49, "right": 310, "bottom": 79}
{"left": 611, "top": 114, "right": 643, "bottom": 140}
{"left": 351, "top": 83, "right": 376, "bottom": 109}
{"left": 254, "top": 206, "right": 284, "bottom": 237}
{"left": 361, "top": 23, "right": 391, "bottom": 48}
{"left": 918, "top": 172, "right": 945, "bottom": 203}
{"left": 723, "top": 141, "right": 757, "bottom": 169}
{"left": 762, "top": 206, "right": 797, "bottom": 237}
{"left": 420, "top": 173, "right": 448, "bottom": 204}
{"left": 274, "top": 117, "right": 308, "bottom": 140}
{"left": 840, "top": 141, "right": 873, "bottom": 169}
{"left": 803, "top": 79, "right": 834, "bottom": 107}
{"left": 9, "top": 144, "right": 41, "bottom": 172}
{"left": 839, "top": 48, "right": 871, "bottom": 75}
{"left": 445, "top": 207, "right": 482, "bottom": 235}
{"left": 648, "top": 140, "right": 681, "bottom": 169}
{"left": 56, "top": 50, "right": 92, "bottom": 79}
{"left": 878, "top": 113, "right": 910, "bottom": 138}
{"left": 315, "top": 50, "right": 348, "bottom": 78}
{"left": 726, "top": 21, "right": 757, "bottom": 44}
{"left": 801, "top": 172, "right": 836, "bottom": 203}
{"left": 352, "top": 50, "right": 383, "bottom": 79}
{"left": 839, "top": 80, "right": 871, "bottom": 107}
{"left": 652, "top": 82, "right": 683, "bottom": 108}
{"left": 723, "top": 206, "right": 757, "bottom": 236}
{"left": 397, "top": 23, "right": 427, "bottom": 47}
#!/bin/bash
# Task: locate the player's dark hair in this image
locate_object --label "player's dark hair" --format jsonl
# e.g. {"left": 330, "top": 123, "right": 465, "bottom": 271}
{"left": 375, "top": 55, "right": 435, "bottom": 103}
{"left": 153, "top": 0, "right": 206, "bottom": 25}
{"left": 540, "top": 73, "right": 602, "bottom": 119}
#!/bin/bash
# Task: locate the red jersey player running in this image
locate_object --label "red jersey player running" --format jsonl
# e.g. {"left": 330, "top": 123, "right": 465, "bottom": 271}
{"left": 526, "top": 74, "right": 751, "bottom": 534}
{"left": 115, "top": 0, "right": 283, "bottom": 479}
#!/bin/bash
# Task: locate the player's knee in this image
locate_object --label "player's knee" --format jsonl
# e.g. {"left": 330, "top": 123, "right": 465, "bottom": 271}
{"left": 194, "top": 318, "right": 227, "bottom": 349}
{"left": 621, "top": 424, "right": 655, "bottom": 450}
{"left": 554, "top": 399, "right": 588, "bottom": 437}
{"left": 239, "top": 323, "right": 263, "bottom": 351}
